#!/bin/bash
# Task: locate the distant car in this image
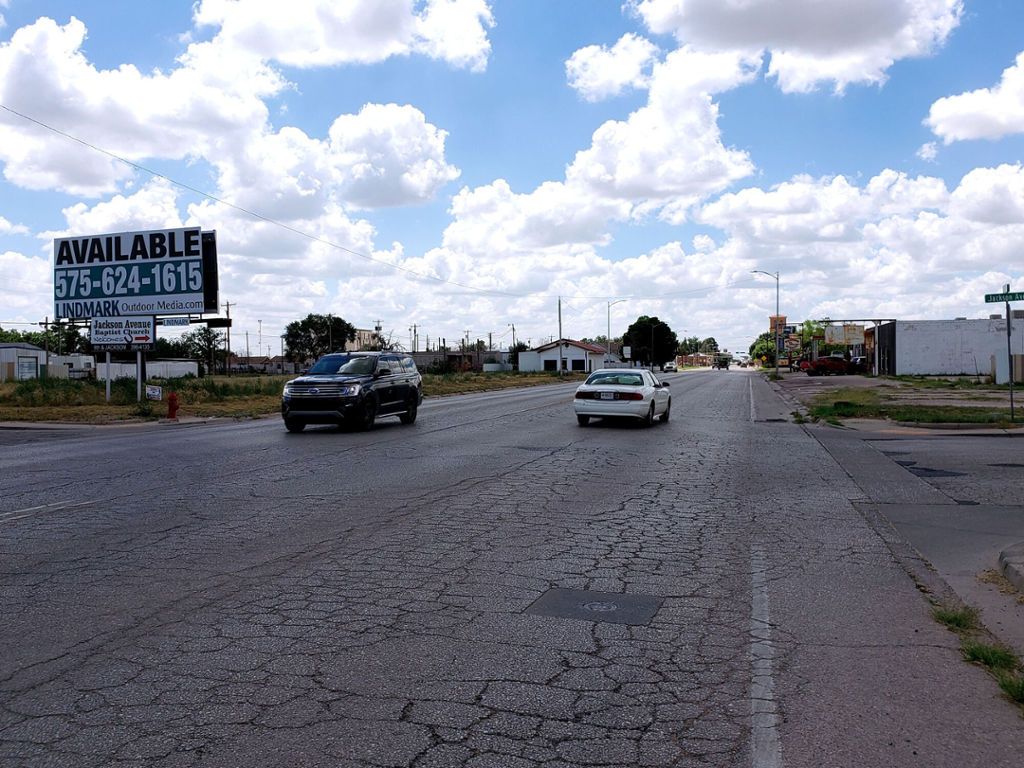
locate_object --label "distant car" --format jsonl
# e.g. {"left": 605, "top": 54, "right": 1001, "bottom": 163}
{"left": 738, "top": 360, "right": 748, "bottom": 368}
{"left": 281, "top": 352, "right": 422, "bottom": 432}
{"left": 573, "top": 369, "right": 671, "bottom": 427}
{"left": 663, "top": 362, "right": 677, "bottom": 372}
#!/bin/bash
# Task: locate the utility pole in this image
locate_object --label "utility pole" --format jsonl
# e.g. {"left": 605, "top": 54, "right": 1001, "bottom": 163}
{"left": 488, "top": 331, "right": 492, "bottom": 351}
{"left": 328, "top": 313, "right": 333, "bottom": 353}
{"left": 246, "top": 331, "right": 250, "bottom": 363}
{"left": 375, "top": 320, "right": 383, "bottom": 351}
{"left": 258, "top": 319, "right": 262, "bottom": 356}
{"left": 223, "top": 301, "right": 235, "bottom": 376}
{"left": 558, "top": 297, "right": 563, "bottom": 375}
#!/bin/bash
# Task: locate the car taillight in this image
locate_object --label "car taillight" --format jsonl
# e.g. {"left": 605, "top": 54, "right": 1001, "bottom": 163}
{"left": 622, "top": 392, "right": 644, "bottom": 400}
{"left": 575, "top": 391, "right": 591, "bottom": 399}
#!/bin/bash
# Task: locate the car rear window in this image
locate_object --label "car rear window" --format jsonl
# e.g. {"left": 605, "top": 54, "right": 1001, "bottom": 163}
{"left": 586, "top": 372, "right": 643, "bottom": 386}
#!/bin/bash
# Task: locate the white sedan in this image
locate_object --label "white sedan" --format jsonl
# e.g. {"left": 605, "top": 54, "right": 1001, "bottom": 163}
{"left": 573, "top": 369, "right": 671, "bottom": 427}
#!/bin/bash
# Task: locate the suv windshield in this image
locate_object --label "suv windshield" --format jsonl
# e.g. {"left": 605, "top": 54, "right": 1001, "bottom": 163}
{"left": 307, "top": 355, "right": 377, "bottom": 375}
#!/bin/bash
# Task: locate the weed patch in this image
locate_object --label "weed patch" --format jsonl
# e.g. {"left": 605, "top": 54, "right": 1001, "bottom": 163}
{"left": 998, "top": 673, "right": 1024, "bottom": 703}
{"left": 932, "top": 604, "right": 981, "bottom": 633}
{"left": 961, "top": 641, "right": 1020, "bottom": 670}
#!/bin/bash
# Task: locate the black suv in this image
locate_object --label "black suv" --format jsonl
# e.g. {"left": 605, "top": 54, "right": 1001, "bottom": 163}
{"left": 281, "top": 352, "right": 423, "bottom": 432}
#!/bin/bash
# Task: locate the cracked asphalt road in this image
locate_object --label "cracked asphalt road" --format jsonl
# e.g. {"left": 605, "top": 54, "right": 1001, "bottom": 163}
{"left": 2, "top": 370, "right": 1022, "bottom": 767}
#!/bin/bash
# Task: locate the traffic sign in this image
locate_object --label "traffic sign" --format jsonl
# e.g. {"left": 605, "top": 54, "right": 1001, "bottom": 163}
{"left": 161, "top": 317, "right": 191, "bottom": 327}
{"left": 985, "top": 292, "right": 1024, "bottom": 303}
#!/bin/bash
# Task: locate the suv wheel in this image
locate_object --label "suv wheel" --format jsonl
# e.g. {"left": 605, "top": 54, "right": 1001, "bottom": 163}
{"left": 356, "top": 396, "right": 377, "bottom": 431}
{"left": 284, "top": 418, "right": 305, "bottom": 433}
{"left": 399, "top": 396, "right": 418, "bottom": 425}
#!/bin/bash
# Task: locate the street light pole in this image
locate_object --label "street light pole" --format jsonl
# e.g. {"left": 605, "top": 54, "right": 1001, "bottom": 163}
{"left": 607, "top": 300, "right": 625, "bottom": 365}
{"left": 752, "top": 270, "right": 780, "bottom": 379}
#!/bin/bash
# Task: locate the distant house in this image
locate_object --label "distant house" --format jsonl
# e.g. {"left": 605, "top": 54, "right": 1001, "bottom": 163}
{"left": 517, "top": 339, "right": 613, "bottom": 373}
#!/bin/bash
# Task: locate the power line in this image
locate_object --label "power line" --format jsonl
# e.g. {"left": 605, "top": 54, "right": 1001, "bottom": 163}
{"left": 0, "top": 102, "right": 760, "bottom": 302}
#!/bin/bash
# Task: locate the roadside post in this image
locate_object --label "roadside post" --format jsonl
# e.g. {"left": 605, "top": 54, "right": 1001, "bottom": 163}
{"left": 985, "top": 285, "right": 1022, "bottom": 421}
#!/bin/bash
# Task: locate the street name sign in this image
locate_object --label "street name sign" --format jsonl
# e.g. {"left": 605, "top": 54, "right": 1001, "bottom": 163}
{"left": 54, "top": 228, "right": 219, "bottom": 320}
{"left": 91, "top": 316, "right": 155, "bottom": 351}
{"left": 985, "top": 292, "right": 1024, "bottom": 303}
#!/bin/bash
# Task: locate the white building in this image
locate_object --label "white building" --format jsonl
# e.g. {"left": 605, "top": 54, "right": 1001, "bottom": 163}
{"left": 517, "top": 339, "right": 615, "bottom": 373}
{"left": 875, "top": 318, "right": 1024, "bottom": 382}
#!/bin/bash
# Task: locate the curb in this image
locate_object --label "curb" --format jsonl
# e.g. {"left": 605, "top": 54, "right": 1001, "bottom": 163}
{"left": 894, "top": 421, "right": 1024, "bottom": 431}
{"left": 999, "top": 542, "right": 1024, "bottom": 594}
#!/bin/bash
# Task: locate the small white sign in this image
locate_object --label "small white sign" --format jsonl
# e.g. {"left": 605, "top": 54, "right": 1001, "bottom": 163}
{"left": 622, "top": 346, "right": 631, "bottom": 359}
{"left": 145, "top": 385, "right": 162, "bottom": 401}
{"left": 162, "top": 317, "right": 191, "bottom": 327}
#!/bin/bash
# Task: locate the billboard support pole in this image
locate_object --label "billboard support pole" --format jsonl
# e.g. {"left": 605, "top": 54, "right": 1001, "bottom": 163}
{"left": 105, "top": 351, "right": 111, "bottom": 403}
{"left": 137, "top": 350, "right": 142, "bottom": 402}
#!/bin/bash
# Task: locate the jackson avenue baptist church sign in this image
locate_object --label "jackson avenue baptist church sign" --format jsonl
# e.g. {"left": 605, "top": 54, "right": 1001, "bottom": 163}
{"left": 53, "top": 227, "right": 219, "bottom": 320}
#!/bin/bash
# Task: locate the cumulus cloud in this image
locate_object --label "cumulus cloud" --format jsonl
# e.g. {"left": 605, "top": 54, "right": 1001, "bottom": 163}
{"left": 45, "top": 179, "right": 186, "bottom": 240}
{"left": 631, "top": 0, "right": 963, "bottom": 93}
{"left": 926, "top": 51, "right": 1024, "bottom": 143}
{"left": 192, "top": 0, "right": 494, "bottom": 71}
{"left": 0, "top": 215, "right": 28, "bottom": 235}
{"left": 566, "top": 33, "right": 660, "bottom": 102}
{"left": 566, "top": 47, "right": 760, "bottom": 221}
{"left": 0, "top": 17, "right": 282, "bottom": 195}
{"left": 0, "top": 17, "right": 461, "bottom": 212}
{"left": 917, "top": 142, "right": 938, "bottom": 161}
{"left": 327, "top": 103, "right": 461, "bottom": 209}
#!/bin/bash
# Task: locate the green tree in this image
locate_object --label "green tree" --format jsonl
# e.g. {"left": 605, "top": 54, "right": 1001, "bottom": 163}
{"left": 156, "top": 336, "right": 191, "bottom": 358}
{"left": 509, "top": 340, "right": 529, "bottom": 369}
{"left": 677, "top": 335, "right": 701, "bottom": 356}
{"left": 700, "top": 337, "right": 719, "bottom": 354}
{"left": 749, "top": 331, "right": 775, "bottom": 366}
{"left": 182, "top": 326, "right": 224, "bottom": 372}
{"left": 623, "top": 316, "right": 679, "bottom": 368}
{"left": 283, "top": 313, "right": 356, "bottom": 361}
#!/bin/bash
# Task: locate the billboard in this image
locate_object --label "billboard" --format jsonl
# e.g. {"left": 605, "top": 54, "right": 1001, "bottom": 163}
{"left": 824, "top": 324, "right": 865, "bottom": 345}
{"left": 54, "top": 228, "right": 218, "bottom": 319}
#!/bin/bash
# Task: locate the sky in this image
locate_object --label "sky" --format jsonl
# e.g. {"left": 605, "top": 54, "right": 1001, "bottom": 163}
{"left": 2, "top": 0, "right": 1024, "bottom": 357}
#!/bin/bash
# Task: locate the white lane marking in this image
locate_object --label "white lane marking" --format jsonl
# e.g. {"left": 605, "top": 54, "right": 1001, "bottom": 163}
{"left": 749, "top": 377, "right": 757, "bottom": 422}
{"left": 751, "top": 544, "right": 782, "bottom": 768}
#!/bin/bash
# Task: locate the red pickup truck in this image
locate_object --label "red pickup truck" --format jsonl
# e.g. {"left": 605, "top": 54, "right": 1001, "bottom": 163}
{"left": 799, "top": 354, "right": 850, "bottom": 376}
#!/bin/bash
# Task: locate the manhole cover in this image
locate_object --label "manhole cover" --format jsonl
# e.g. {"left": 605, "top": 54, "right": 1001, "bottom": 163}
{"left": 525, "top": 588, "right": 663, "bottom": 626}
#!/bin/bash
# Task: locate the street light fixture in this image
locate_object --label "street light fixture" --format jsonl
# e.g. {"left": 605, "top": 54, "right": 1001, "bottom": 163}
{"left": 751, "top": 270, "right": 780, "bottom": 379}
{"left": 607, "top": 300, "right": 625, "bottom": 364}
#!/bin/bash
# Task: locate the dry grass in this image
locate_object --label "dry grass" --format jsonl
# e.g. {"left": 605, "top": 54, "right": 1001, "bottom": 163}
{"left": 0, "top": 371, "right": 588, "bottom": 423}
